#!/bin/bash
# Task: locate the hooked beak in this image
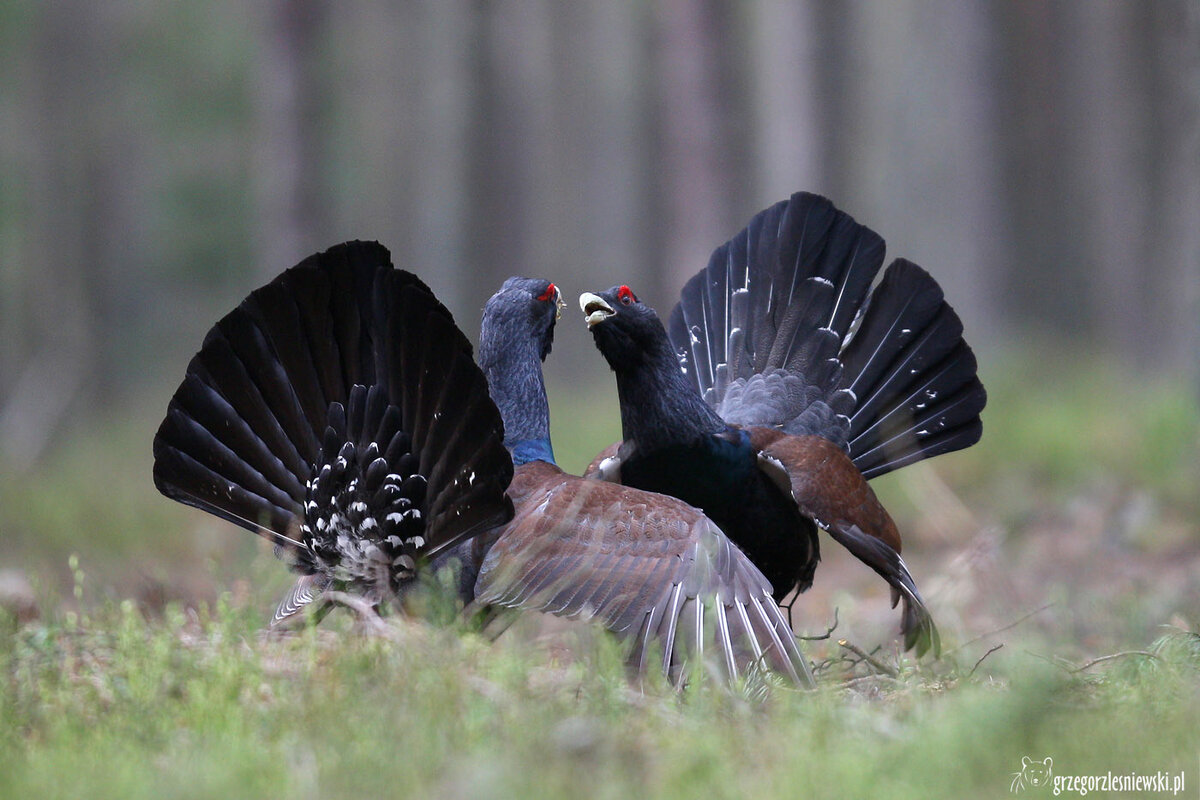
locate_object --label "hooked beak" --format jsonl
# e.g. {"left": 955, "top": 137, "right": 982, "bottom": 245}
{"left": 579, "top": 292, "right": 614, "bottom": 328}
{"left": 551, "top": 285, "right": 565, "bottom": 320}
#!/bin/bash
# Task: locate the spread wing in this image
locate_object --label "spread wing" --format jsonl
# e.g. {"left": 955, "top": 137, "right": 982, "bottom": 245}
{"left": 749, "top": 428, "right": 940, "bottom": 657}
{"left": 475, "top": 462, "right": 813, "bottom": 686}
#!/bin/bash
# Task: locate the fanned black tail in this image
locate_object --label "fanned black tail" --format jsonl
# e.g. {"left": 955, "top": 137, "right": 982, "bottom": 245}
{"left": 153, "top": 241, "right": 514, "bottom": 605}
{"left": 667, "top": 192, "right": 984, "bottom": 474}
{"left": 837, "top": 259, "right": 985, "bottom": 479}
{"left": 668, "top": 192, "right": 885, "bottom": 441}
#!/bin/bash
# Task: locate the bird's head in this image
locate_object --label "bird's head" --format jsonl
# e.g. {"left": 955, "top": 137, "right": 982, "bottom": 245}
{"left": 579, "top": 284, "right": 667, "bottom": 371}
{"left": 482, "top": 277, "right": 563, "bottom": 363}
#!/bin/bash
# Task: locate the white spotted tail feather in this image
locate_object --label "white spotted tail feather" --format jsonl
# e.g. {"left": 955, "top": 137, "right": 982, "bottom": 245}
{"left": 153, "top": 241, "right": 514, "bottom": 622}
{"left": 667, "top": 191, "right": 985, "bottom": 479}
{"left": 660, "top": 191, "right": 986, "bottom": 655}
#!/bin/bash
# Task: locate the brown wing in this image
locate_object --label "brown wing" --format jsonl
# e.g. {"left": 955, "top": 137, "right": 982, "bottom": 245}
{"left": 475, "top": 461, "right": 813, "bottom": 686}
{"left": 749, "top": 428, "right": 940, "bottom": 657}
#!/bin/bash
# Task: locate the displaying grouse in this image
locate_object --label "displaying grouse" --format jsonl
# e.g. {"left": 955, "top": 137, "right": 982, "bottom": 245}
{"left": 153, "top": 242, "right": 813, "bottom": 685}
{"left": 580, "top": 192, "right": 987, "bottom": 656}
{"left": 153, "top": 242, "right": 514, "bottom": 621}
{"left": 472, "top": 277, "right": 812, "bottom": 685}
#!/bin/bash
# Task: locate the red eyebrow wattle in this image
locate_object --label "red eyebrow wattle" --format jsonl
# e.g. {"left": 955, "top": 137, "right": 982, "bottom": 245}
{"left": 537, "top": 283, "right": 556, "bottom": 302}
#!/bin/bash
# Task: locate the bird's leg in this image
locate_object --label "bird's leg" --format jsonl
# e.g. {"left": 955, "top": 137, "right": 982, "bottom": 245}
{"left": 323, "top": 590, "right": 390, "bottom": 636}
{"left": 780, "top": 590, "right": 800, "bottom": 630}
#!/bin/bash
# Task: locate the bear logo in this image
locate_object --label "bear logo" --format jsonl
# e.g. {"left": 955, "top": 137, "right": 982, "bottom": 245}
{"left": 1011, "top": 756, "right": 1053, "bottom": 792}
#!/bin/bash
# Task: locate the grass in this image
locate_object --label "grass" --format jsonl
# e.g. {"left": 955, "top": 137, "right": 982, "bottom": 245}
{"left": 1, "top": 353, "right": 1198, "bottom": 798}
{"left": 1, "top": 599, "right": 1198, "bottom": 799}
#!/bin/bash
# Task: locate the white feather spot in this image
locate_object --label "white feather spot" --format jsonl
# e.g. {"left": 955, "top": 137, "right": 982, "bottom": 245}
{"left": 596, "top": 456, "right": 621, "bottom": 483}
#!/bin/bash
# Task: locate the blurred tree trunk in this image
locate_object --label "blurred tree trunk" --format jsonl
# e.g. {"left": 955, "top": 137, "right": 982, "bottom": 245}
{"left": 652, "top": 0, "right": 736, "bottom": 297}
{"left": 470, "top": 0, "right": 556, "bottom": 308}
{"left": 252, "top": 0, "right": 330, "bottom": 279}
{"left": 1148, "top": 2, "right": 1200, "bottom": 382}
{"left": 837, "top": 0, "right": 1003, "bottom": 344}
{"left": 409, "top": 0, "right": 475, "bottom": 314}
{"left": 554, "top": 2, "right": 648, "bottom": 308}
{"left": 0, "top": 1, "right": 99, "bottom": 465}
{"left": 1061, "top": 1, "right": 1154, "bottom": 363}
{"left": 747, "top": 0, "right": 824, "bottom": 200}
{"left": 994, "top": 2, "right": 1078, "bottom": 337}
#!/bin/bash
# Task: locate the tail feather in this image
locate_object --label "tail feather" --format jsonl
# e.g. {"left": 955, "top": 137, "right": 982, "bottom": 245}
{"left": 187, "top": 335, "right": 311, "bottom": 480}
{"left": 669, "top": 193, "right": 886, "bottom": 433}
{"left": 152, "top": 418, "right": 301, "bottom": 544}
{"left": 212, "top": 309, "right": 324, "bottom": 464}
{"left": 838, "top": 259, "right": 986, "bottom": 478}
{"left": 170, "top": 374, "right": 307, "bottom": 504}
{"left": 154, "top": 241, "right": 514, "bottom": 581}
{"left": 668, "top": 194, "right": 984, "bottom": 469}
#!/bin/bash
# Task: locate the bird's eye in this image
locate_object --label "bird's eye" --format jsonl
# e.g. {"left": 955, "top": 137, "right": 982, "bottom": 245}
{"left": 617, "top": 285, "right": 635, "bottom": 305}
{"left": 536, "top": 283, "right": 557, "bottom": 302}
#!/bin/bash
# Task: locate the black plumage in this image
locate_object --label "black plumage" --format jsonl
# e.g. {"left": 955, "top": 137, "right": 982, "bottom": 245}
{"left": 154, "top": 246, "right": 813, "bottom": 686}
{"left": 582, "top": 192, "right": 987, "bottom": 656}
{"left": 667, "top": 194, "right": 985, "bottom": 476}
{"left": 154, "top": 241, "right": 514, "bottom": 619}
{"left": 473, "top": 278, "right": 814, "bottom": 686}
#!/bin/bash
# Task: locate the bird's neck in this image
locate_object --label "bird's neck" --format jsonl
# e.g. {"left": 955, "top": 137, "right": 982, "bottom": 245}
{"left": 614, "top": 337, "right": 725, "bottom": 452}
{"left": 479, "top": 329, "right": 555, "bottom": 466}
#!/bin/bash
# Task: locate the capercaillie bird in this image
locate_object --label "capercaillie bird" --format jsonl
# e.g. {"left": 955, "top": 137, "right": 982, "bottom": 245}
{"left": 153, "top": 243, "right": 813, "bottom": 685}
{"left": 579, "top": 192, "right": 987, "bottom": 656}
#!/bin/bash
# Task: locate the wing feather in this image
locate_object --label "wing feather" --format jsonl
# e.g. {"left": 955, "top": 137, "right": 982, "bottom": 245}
{"left": 475, "top": 462, "right": 813, "bottom": 685}
{"left": 751, "top": 428, "right": 940, "bottom": 656}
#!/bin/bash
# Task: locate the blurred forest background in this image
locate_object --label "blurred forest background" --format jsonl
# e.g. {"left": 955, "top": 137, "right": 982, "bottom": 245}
{"left": 0, "top": 1, "right": 1198, "bottom": 645}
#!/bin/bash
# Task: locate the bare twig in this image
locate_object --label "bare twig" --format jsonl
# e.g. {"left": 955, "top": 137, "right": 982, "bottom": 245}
{"left": 798, "top": 608, "right": 839, "bottom": 642}
{"left": 1070, "top": 650, "right": 1160, "bottom": 673}
{"left": 965, "top": 644, "right": 1003, "bottom": 679}
{"left": 1026, "top": 648, "right": 1161, "bottom": 675}
{"left": 949, "top": 603, "right": 1055, "bottom": 654}
{"left": 838, "top": 639, "right": 899, "bottom": 678}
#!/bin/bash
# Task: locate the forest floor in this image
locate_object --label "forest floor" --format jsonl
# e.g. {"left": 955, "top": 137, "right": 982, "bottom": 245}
{"left": 2, "top": 352, "right": 1198, "bottom": 799}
